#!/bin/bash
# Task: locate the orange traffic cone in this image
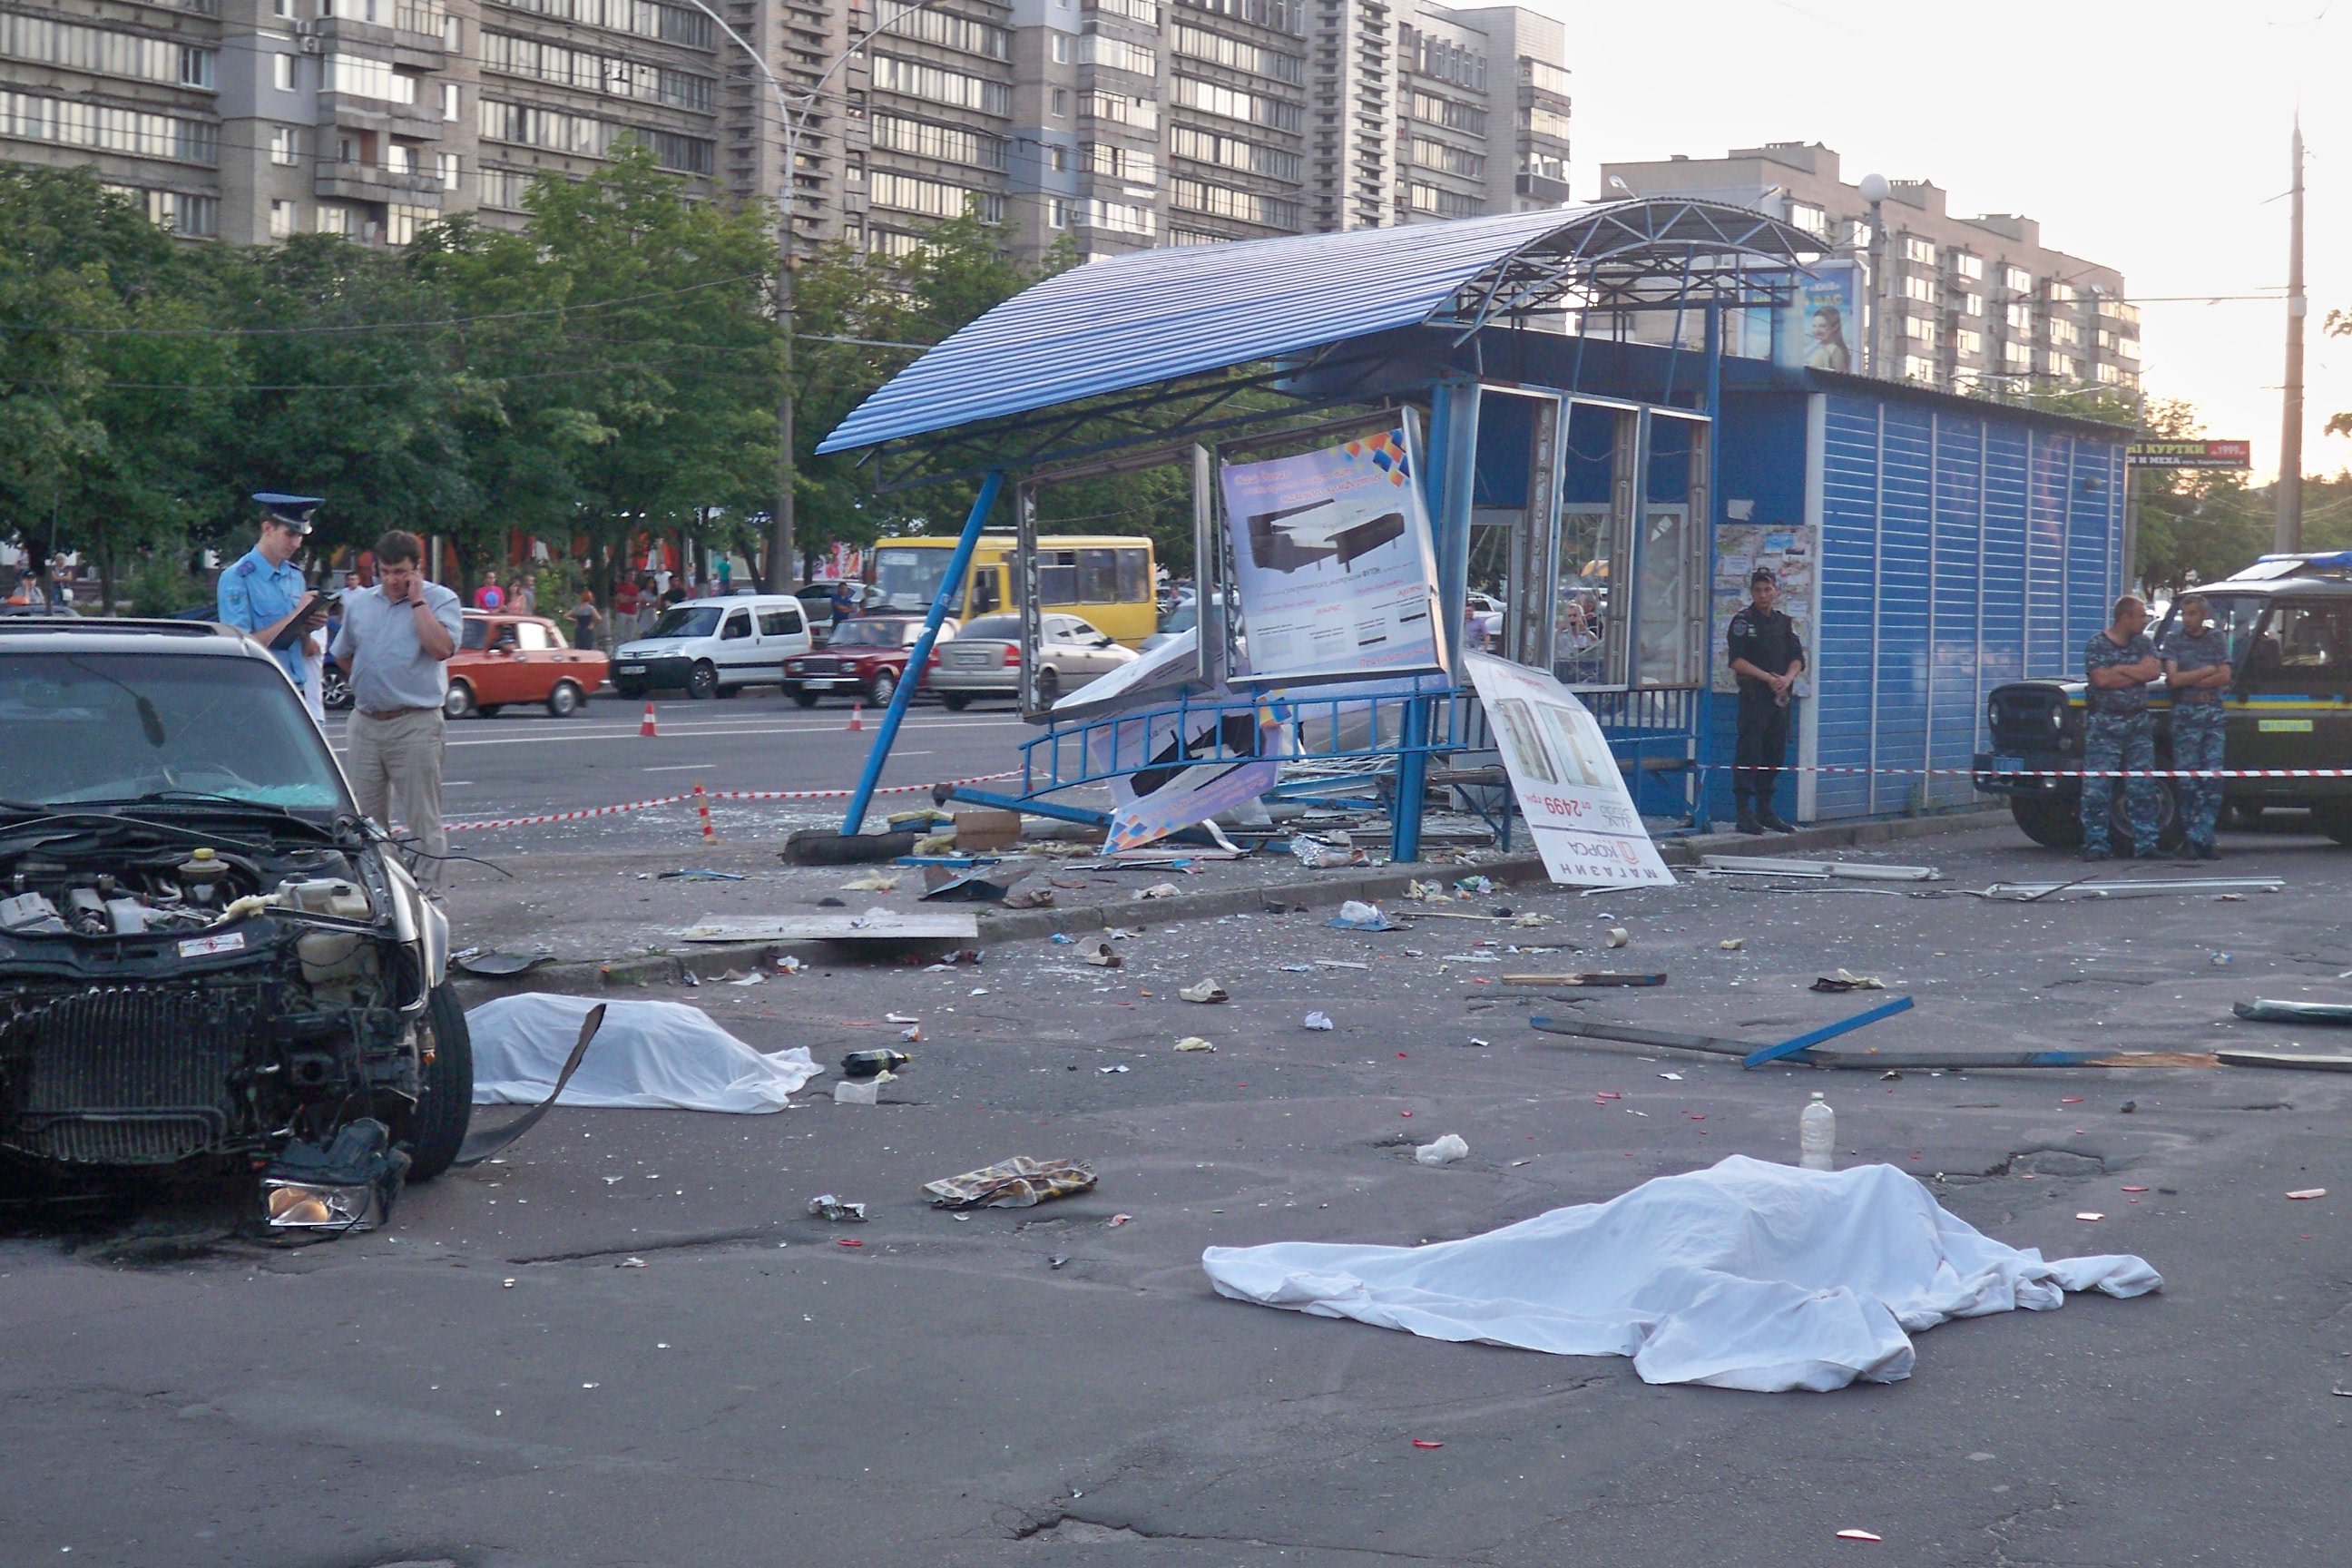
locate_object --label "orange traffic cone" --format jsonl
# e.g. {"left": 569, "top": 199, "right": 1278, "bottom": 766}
{"left": 640, "top": 701, "right": 658, "bottom": 738}
{"left": 847, "top": 702, "right": 863, "bottom": 732}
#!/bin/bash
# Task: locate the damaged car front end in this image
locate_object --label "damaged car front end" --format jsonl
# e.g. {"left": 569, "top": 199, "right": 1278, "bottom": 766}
{"left": 0, "top": 621, "right": 470, "bottom": 1232}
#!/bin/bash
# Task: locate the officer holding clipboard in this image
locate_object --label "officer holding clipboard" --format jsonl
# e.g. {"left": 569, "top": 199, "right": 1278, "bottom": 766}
{"left": 218, "top": 493, "right": 333, "bottom": 719}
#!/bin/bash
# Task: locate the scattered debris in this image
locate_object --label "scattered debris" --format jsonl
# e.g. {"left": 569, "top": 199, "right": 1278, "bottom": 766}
{"left": 1083, "top": 944, "right": 1124, "bottom": 968}
{"left": 1303, "top": 1011, "right": 1335, "bottom": 1031}
{"left": 1700, "top": 855, "right": 1941, "bottom": 883}
{"left": 1403, "top": 878, "right": 1449, "bottom": 902}
{"left": 807, "top": 1194, "right": 867, "bottom": 1222}
{"left": 1411, "top": 1439, "right": 1446, "bottom": 1450}
{"left": 1174, "top": 1036, "right": 1217, "bottom": 1053}
{"left": 1292, "top": 835, "right": 1367, "bottom": 870}
{"left": 618, "top": 1257, "right": 647, "bottom": 1269}
{"left": 659, "top": 868, "right": 748, "bottom": 882}
{"left": 2215, "top": 1049, "right": 2352, "bottom": 1073}
{"left": 1316, "top": 959, "right": 1371, "bottom": 971}
{"left": 776, "top": 955, "right": 805, "bottom": 974}
{"left": 2236, "top": 999, "right": 2352, "bottom": 1024}
{"left": 1328, "top": 901, "right": 1399, "bottom": 931}
{"left": 1835, "top": 1529, "right": 1884, "bottom": 1544}
{"left": 1720, "top": 938, "right": 1746, "bottom": 952}
{"left": 923, "top": 1156, "right": 1097, "bottom": 1209}
{"left": 2075, "top": 1212, "right": 2105, "bottom": 1221}
{"left": 1049, "top": 1255, "right": 1069, "bottom": 1269}
{"left": 1179, "top": 978, "right": 1230, "bottom": 1004}
{"left": 1415, "top": 1133, "right": 1469, "bottom": 1166}
{"left": 885, "top": 1012, "right": 919, "bottom": 1024}
{"left": 1659, "top": 1072, "right": 1683, "bottom": 1082}
{"left": 453, "top": 950, "right": 553, "bottom": 979}
{"left": 1605, "top": 927, "right": 1630, "bottom": 948}
{"left": 2210, "top": 952, "right": 2234, "bottom": 967}
{"left": 679, "top": 910, "right": 980, "bottom": 945}
{"left": 1811, "top": 970, "right": 1887, "bottom": 993}
{"left": 1003, "top": 887, "right": 1056, "bottom": 909}
{"left": 841, "top": 1049, "right": 912, "bottom": 1081}
{"left": 1502, "top": 971, "right": 1664, "bottom": 987}
{"left": 1971, "top": 877, "right": 2285, "bottom": 901}
{"left": 1108, "top": 1213, "right": 1133, "bottom": 1227}
{"left": 727, "top": 971, "right": 765, "bottom": 986}
{"left": 835, "top": 1077, "right": 887, "bottom": 1105}
{"left": 839, "top": 872, "right": 900, "bottom": 892}
{"left": 1100, "top": 1064, "right": 1130, "bottom": 1073}
{"left": 1137, "top": 882, "right": 1183, "bottom": 900}
{"left": 2288, "top": 1188, "right": 2328, "bottom": 1200}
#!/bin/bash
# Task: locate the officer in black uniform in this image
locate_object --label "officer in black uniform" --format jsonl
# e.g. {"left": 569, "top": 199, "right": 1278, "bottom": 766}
{"left": 1726, "top": 566, "right": 1807, "bottom": 836}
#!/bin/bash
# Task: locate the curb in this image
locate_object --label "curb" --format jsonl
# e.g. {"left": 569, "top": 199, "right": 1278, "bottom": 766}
{"left": 455, "top": 805, "right": 2005, "bottom": 1001}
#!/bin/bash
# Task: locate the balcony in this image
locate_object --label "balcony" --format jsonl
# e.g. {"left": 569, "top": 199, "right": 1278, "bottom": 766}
{"left": 313, "top": 6, "right": 448, "bottom": 68}
{"left": 1514, "top": 172, "right": 1569, "bottom": 203}
{"left": 315, "top": 159, "right": 448, "bottom": 205}
{"left": 317, "top": 90, "right": 447, "bottom": 143}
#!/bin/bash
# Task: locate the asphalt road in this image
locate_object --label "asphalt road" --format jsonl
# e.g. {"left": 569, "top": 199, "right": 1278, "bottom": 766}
{"left": 320, "top": 687, "right": 1035, "bottom": 835}
{"left": 5, "top": 820, "right": 2351, "bottom": 1566}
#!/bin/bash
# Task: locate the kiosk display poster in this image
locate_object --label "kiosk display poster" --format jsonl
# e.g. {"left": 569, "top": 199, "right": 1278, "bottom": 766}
{"left": 1465, "top": 652, "right": 1675, "bottom": 888}
{"left": 1219, "top": 426, "right": 1446, "bottom": 685}
{"left": 1710, "top": 523, "right": 1816, "bottom": 697}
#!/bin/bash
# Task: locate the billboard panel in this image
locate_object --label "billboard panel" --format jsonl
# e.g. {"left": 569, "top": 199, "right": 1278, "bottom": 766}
{"left": 1773, "top": 260, "right": 1865, "bottom": 375}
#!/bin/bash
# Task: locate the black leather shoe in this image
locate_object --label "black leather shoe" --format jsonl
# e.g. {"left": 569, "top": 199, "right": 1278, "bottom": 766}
{"left": 1757, "top": 809, "right": 1796, "bottom": 834}
{"left": 2081, "top": 847, "right": 2111, "bottom": 862}
{"left": 1736, "top": 810, "right": 1764, "bottom": 836}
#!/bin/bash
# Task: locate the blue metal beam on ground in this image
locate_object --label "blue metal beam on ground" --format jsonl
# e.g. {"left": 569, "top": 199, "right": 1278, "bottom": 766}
{"left": 841, "top": 470, "right": 1004, "bottom": 834}
{"left": 1741, "top": 995, "right": 1916, "bottom": 1069}
{"left": 939, "top": 786, "right": 1111, "bottom": 828}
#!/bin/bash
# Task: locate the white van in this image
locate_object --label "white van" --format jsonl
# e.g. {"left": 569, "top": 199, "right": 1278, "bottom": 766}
{"left": 611, "top": 594, "right": 812, "bottom": 700}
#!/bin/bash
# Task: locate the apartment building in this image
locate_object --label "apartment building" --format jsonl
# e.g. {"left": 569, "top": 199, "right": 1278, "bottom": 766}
{"left": 0, "top": 0, "right": 1564, "bottom": 260}
{"left": 1600, "top": 142, "right": 2141, "bottom": 394}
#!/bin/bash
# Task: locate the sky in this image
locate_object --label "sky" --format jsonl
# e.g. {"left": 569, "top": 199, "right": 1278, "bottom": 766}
{"left": 1530, "top": 0, "right": 2346, "bottom": 484}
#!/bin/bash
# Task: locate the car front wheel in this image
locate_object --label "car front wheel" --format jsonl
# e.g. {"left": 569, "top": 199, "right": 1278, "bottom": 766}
{"left": 791, "top": 689, "right": 819, "bottom": 708}
{"left": 403, "top": 982, "right": 474, "bottom": 1183}
{"left": 443, "top": 681, "right": 475, "bottom": 720}
{"left": 870, "top": 669, "right": 898, "bottom": 707}
{"left": 686, "top": 661, "right": 718, "bottom": 700}
{"left": 939, "top": 692, "right": 970, "bottom": 710}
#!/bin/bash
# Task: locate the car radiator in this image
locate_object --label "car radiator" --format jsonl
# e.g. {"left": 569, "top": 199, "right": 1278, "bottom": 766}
{"left": 1, "top": 986, "right": 260, "bottom": 1163}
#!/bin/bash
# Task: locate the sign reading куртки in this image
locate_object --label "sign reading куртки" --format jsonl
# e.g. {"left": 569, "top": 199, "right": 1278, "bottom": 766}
{"left": 1464, "top": 652, "right": 1674, "bottom": 889}
{"left": 2124, "top": 439, "right": 2251, "bottom": 469}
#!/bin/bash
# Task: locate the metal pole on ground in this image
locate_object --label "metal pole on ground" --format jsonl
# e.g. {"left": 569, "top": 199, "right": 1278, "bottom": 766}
{"left": 839, "top": 471, "right": 1005, "bottom": 835}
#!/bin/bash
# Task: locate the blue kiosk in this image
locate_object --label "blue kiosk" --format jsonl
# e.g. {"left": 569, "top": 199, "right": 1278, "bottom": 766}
{"left": 815, "top": 199, "right": 2132, "bottom": 858}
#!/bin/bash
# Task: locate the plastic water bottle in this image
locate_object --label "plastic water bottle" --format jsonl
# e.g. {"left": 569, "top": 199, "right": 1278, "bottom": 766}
{"left": 1799, "top": 1093, "right": 1836, "bottom": 1171}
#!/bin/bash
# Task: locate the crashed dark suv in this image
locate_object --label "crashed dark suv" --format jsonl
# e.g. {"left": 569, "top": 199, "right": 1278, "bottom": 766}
{"left": 0, "top": 619, "right": 472, "bottom": 1230}
{"left": 1974, "top": 553, "right": 2352, "bottom": 850}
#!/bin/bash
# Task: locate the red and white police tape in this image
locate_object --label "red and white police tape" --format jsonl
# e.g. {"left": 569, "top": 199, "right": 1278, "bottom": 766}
{"left": 444, "top": 769, "right": 1023, "bottom": 833}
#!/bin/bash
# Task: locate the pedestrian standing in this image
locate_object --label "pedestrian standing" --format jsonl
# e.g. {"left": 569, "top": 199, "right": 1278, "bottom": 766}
{"left": 2081, "top": 595, "right": 2163, "bottom": 861}
{"left": 333, "top": 531, "right": 462, "bottom": 892}
{"left": 570, "top": 587, "right": 603, "bottom": 651}
{"left": 217, "top": 493, "right": 330, "bottom": 720}
{"left": 474, "top": 571, "right": 505, "bottom": 612}
{"left": 511, "top": 573, "right": 536, "bottom": 616}
{"left": 1726, "top": 567, "right": 1806, "bottom": 835}
{"left": 612, "top": 574, "right": 642, "bottom": 642}
{"left": 2159, "top": 593, "right": 2232, "bottom": 861}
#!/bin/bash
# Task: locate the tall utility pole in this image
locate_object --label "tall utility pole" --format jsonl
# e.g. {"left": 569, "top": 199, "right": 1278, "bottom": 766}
{"left": 2277, "top": 116, "right": 2307, "bottom": 554}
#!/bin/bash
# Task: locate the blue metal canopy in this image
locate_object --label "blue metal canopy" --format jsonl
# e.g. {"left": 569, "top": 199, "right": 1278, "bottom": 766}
{"left": 817, "top": 198, "right": 1819, "bottom": 456}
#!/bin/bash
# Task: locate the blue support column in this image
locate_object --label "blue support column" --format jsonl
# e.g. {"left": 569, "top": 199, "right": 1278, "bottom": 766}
{"left": 1694, "top": 303, "right": 1723, "bottom": 832}
{"left": 840, "top": 470, "right": 1005, "bottom": 835}
{"left": 1395, "top": 383, "right": 1480, "bottom": 864}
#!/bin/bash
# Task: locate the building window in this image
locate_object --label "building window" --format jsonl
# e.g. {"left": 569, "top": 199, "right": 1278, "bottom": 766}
{"left": 1901, "top": 275, "right": 1936, "bottom": 304}
{"left": 2005, "top": 301, "right": 2033, "bottom": 331}
{"left": 442, "top": 82, "right": 459, "bottom": 120}
{"left": 1047, "top": 142, "right": 1069, "bottom": 172}
{"left": 0, "top": 92, "right": 219, "bottom": 164}
{"left": 2049, "top": 318, "right": 2081, "bottom": 348}
{"left": 2003, "top": 340, "right": 2031, "bottom": 369}
{"left": 2044, "top": 350, "right": 2076, "bottom": 379}
{"left": 1171, "top": 22, "right": 1302, "bottom": 83}
{"left": 1954, "top": 252, "right": 1983, "bottom": 280}
{"left": 1902, "top": 354, "right": 1936, "bottom": 382}
{"left": 1407, "top": 137, "right": 1482, "bottom": 179}
{"left": 2117, "top": 336, "right": 2139, "bottom": 360}
{"left": 1169, "top": 123, "right": 1299, "bottom": 181}
{"left": 1048, "top": 196, "right": 1069, "bottom": 229}
{"left": 1402, "top": 181, "right": 1478, "bottom": 219}
{"left": 325, "top": 54, "right": 417, "bottom": 104}
{"left": 438, "top": 152, "right": 459, "bottom": 188}
{"left": 1787, "top": 201, "right": 1828, "bottom": 238}
{"left": 2096, "top": 361, "right": 2125, "bottom": 386}
{"left": 1077, "top": 197, "right": 1155, "bottom": 235}
{"left": 274, "top": 0, "right": 293, "bottom": 15}
{"left": 2003, "top": 265, "right": 2032, "bottom": 293}
{"left": 870, "top": 168, "right": 1003, "bottom": 222}
{"left": 870, "top": 54, "right": 1014, "bottom": 115}
{"left": 2049, "top": 281, "right": 2078, "bottom": 304}
{"left": 1903, "top": 315, "right": 1936, "bottom": 347}
{"left": 269, "top": 125, "right": 296, "bottom": 164}
{"left": 1954, "top": 328, "right": 1982, "bottom": 358}
{"left": 317, "top": 203, "right": 351, "bottom": 235}
{"left": 1902, "top": 235, "right": 1936, "bottom": 264}
{"left": 269, "top": 199, "right": 295, "bottom": 238}
{"left": 273, "top": 53, "right": 295, "bottom": 92}
{"left": 1083, "top": 141, "right": 1155, "bottom": 184}
{"left": 477, "top": 166, "right": 527, "bottom": 210}
{"left": 1958, "top": 291, "right": 1982, "bottom": 317}
{"left": 873, "top": 113, "right": 1009, "bottom": 170}
{"left": 877, "top": 1, "right": 1012, "bottom": 60}
{"left": 1051, "top": 32, "right": 1070, "bottom": 63}
{"left": 1408, "top": 90, "right": 1484, "bottom": 135}
{"left": 1051, "top": 87, "right": 1068, "bottom": 116}
{"left": 386, "top": 142, "right": 415, "bottom": 175}
{"left": 1520, "top": 55, "right": 1569, "bottom": 95}
{"left": 1174, "top": 74, "right": 1304, "bottom": 132}
{"left": 1076, "top": 34, "right": 1157, "bottom": 75}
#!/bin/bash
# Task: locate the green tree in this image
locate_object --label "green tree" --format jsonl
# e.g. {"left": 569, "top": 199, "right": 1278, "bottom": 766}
{"left": 2134, "top": 398, "right": 2274, "bottom": 591}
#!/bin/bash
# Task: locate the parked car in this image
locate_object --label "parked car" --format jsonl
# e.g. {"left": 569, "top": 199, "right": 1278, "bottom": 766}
{"left": 1973, "top": 551, "right": 2352, "bottom": 849}
{"left": 781, "top": 614, "right": 954, "bottom": 708}
{"left": 0, "top": 617, "right": 468, "bottom": 1219}
{"left": 611, "top": 594, "right": 813, "bottom": 700}
{"left": 796, "top": 581, "right": 887, "bottom": 646}
{"left": 443, "top": 612, "right": 610, "bottom": 719}
{"left": 926, "top": 612, "right": 1138, "bottom": 710}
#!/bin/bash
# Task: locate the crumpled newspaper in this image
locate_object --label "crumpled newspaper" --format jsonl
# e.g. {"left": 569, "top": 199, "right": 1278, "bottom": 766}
{"left": 922, "top": 1155, "right": 1098, "bottom": 1210}
{"left": 1810, "top": 969, "right": 1887, "bottom": 993}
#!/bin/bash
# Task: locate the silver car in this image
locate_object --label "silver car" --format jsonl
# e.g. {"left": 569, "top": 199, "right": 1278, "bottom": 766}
{"left": 927, "top": 612, "right": 1137, "bottom": 710}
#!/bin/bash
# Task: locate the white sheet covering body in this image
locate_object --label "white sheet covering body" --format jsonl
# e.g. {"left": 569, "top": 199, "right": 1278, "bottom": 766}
{"left": 467, "top": 994, "right": 823, "bottom": 1112}
{"left": 1200, "top": 1156, "right": 2161, "bottom": 1391}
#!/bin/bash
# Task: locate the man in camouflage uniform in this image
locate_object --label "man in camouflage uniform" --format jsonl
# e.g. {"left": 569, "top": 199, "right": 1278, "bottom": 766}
{"left": 2081, "top": 595, "right": 2163, "bottom": 860}
{"left": 2159, "top": 593, "right": 2233, "bottom": 860}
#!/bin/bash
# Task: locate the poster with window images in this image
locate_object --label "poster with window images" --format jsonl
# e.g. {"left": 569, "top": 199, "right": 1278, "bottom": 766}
{"left": 1219, "top": 426, "right": 1446, "bottom": 685}
{"left": 1711, "top": 524, "right": 1815, "bottom": 697}
{"left": 1772, "top": 260, "right": 1865, "bottom": 375}
{"left": 1465, "top": 652, "right": 1674, "bottom": 888}
{"left": 1101, "top": 692, "right": 1285, "bottom": 853}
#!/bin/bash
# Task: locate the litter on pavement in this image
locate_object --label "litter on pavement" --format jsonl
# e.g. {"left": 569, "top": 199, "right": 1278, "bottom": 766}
{"left": 807, "top": 1194, "right": 867, "bottom": 1221}
{"left": 677, "top": 909, "right": 981, "bottom": 945}
{"left": 838, "top": 872, "right": 900, "bottom": 892}
{"left": 835, "top": 1075, "right": 890, "bottom": 1104}
{"left": 2234, "top": 999, "right": 2352, "bottom": 1024}
{"left": 923, "top": 1156, "right": 1098, "bottom": 1209}
{"left": 1174, "top": 1036, "right": 1217, "bottom": 1052}
{"left": 1698, "top": 855, "right": 1942, "bottom": 882}
{"left": 1179, "top": 978, "right": 1230, "bottom": 1004}
{"left": 1811, "top": 970, "right": 1889, "bottom": 993}
{"left": 1303, "top": 1011, "right": 1335, "bottom": 1031}
{"left": 1084, "top": 944, "right": 1123, "bottom": 967}
{"left": 1414, "top": 1133, "right": 1469, "bottom": 1166}
{"left": 1969, "top": 877, "right": 2285, "bottom": 901}
{"left": 452, "top": 950, "right": 553, "bottom": 979}
{"left": 841, "top": 1049, "right": 913, "bottom": 1080}
{"left": 1200, "top": 1156, "right": 2161, "bottom": 1391}
{"left": 659, "top": 868, "right": 748, "bottom": 881}
{"left": 467, "top": 995, "right": 821, "bottom": 1112}
{"left": 1328, "top": 901, "right": 1399, "bottom": 931}
{"left": 1501, "top": 971, "right": 1666, "bottom": 987}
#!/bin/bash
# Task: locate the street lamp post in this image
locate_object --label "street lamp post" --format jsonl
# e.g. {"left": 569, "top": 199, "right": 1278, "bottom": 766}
{"left": 1857, "top": 172, "right": 1890, "bottom": 380}
{"left": 679, "top": 0, "right": 947, "bottom": 593}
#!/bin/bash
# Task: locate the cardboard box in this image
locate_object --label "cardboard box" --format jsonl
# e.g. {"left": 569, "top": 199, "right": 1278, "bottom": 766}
{"left": 952, "top": 809, "right": 1024, "bottom": 852}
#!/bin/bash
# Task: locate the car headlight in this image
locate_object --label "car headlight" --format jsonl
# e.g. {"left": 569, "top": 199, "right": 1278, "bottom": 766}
{"left": 264, "top": 1179, "right": 383, "bottom": 1231}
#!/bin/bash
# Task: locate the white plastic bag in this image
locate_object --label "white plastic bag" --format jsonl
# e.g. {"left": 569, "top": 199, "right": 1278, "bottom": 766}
{"left": 467, "top": 994, "right": 823, "bottom": 1112}
{"left": 1414, "top": 1133, "right": 1469, "bottom": 1166}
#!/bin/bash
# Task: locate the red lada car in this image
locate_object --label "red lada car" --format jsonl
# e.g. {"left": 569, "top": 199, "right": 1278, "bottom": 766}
{"left": 780, "top": 615, "right": 953, "bottom": 708}
{"left": 444, "top": 612, "right": 609, "bottom": 718}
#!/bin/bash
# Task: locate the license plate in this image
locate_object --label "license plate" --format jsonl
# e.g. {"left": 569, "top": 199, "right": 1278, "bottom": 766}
{"left": 619, "top": 664, "right": 645, "bottom": 674}
{"left": 1993, "top": 756, "right": 2025, "bottom": 773}
{"left": 804, "top": 679, "right": 841, "bottom": 689}
{"left": 2259, "top": 718, "right": 2313, "bottom": 733}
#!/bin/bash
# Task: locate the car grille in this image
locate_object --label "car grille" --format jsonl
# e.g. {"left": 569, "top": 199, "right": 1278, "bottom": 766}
{"left": 1, "top": 986, "right": 260, "bottom": 1163}
{"left": 1988, "top": 688, "right": 2070, "bottom": 752}
{"left": 801, "top": 658, "right": 840, "bottom": 674}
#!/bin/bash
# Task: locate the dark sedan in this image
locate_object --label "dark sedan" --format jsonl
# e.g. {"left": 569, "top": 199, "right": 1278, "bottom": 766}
{"left": 781, "top": 615, "right": 954, "bottom": 708}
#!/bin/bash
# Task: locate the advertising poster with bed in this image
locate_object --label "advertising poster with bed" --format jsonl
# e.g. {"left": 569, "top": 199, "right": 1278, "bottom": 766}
{"left": 1464, "top": 652, "right": 1675, "bottom": 888}
{"left": 1219, "top": 426, "right": 1447, "bottom": 686}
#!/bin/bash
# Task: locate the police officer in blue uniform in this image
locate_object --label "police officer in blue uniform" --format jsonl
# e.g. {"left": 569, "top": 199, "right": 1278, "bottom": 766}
{"left": 1726, "top": 567, "right": 1806, "bottom": 835}
{"left": 2080, "top": 594, "right": 2163, "bottom": 860}
{"left": 218, "top": 494, "right": 329, "bottom": 706}
{"left": 2158, "top": 593, "right": 2233, "bottom": 860}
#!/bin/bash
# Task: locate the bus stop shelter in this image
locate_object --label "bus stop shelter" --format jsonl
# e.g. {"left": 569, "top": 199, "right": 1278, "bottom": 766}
{"left": 814, "top": 198, "right": 2128, "bottom": 858}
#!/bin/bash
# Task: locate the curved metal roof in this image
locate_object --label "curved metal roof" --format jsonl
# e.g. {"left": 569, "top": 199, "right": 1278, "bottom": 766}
{"left": 818, "top": 198, "right": 1819, "bottom": 456}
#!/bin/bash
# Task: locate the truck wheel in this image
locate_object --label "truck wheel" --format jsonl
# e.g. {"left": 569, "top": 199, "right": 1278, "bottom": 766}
{"left": 404, "top": 982, "right": 474, "bottom": 1183}
{"left": 2009, "top": 795, "right": 2082, "bottom": 848}
{"left": 2119, "top": 779, "right": 2185, "bottom": 853}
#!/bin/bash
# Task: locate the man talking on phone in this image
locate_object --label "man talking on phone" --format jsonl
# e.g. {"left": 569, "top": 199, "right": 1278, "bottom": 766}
{"left": 218, "top": 493, "right": 331, "bottom": 717}
{"left": 333, "top": 531, "right": 462, "bottom": 892}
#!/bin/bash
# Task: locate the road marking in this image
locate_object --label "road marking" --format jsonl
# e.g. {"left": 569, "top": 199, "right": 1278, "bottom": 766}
{"left": 642, "top": 763, "right": 719, "bottom": 772}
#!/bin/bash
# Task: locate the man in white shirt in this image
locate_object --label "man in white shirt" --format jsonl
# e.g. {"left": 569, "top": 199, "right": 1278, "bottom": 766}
{"left": 332, "top": 530, "right": 463, "bottom": 891}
